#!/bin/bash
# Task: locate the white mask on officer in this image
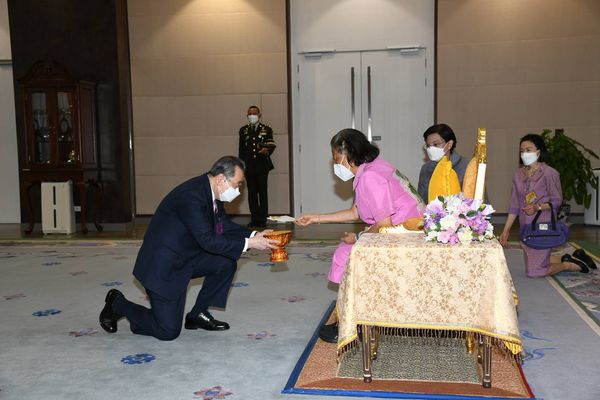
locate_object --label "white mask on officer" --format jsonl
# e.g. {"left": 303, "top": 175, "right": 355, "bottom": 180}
{"left": 247, "top": 115, "right": 259, "bottom": 125}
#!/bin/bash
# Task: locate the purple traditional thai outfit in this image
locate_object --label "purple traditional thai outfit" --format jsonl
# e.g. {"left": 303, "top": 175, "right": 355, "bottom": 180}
{"left": 508, "top": 163, "right": 562, "bottom": 277}
{"left": 328, "top": 157, "right": 424, "bottom": 283}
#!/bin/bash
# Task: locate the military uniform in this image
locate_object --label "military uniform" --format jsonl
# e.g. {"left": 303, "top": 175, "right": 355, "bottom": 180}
{"left": 238, "top": 122, "right": 275, "bottom": 226}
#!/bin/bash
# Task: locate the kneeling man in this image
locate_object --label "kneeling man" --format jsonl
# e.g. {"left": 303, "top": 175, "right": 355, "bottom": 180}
{"left": 99, "top": 156, "right": 277, "bottom": 340}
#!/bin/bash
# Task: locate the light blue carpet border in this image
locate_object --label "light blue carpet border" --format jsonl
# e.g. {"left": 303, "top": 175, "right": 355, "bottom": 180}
{"left": 282, "top": 303, "right": 538, "bottom": 400}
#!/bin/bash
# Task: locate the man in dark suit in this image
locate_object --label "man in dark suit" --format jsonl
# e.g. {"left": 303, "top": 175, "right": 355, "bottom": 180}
{"left": 99, "top": 156, "right": 277, "bottom": 341}
{"left": 239, "top": 105, "right": 275, "bottom": 228}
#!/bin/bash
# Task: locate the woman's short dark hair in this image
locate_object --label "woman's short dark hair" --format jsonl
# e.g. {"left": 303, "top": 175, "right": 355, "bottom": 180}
{"left": 330, "top": 128, "right": 379, "bottom": 166}
{"left": 519, "top": 134, "right": 550, "bottom": 164}
{"left": 209, "top": 156, "right": 245, "bottom": 178}
{"left": 423, "top": 123, "right": 457, "bottom": 152}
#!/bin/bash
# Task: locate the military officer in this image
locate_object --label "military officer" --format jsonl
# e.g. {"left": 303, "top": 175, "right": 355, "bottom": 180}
{"left": 238, "top": 105, "right": 275, "bottom": 228}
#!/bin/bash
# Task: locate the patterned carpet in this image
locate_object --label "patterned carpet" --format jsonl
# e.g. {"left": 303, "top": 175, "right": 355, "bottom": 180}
{"left": 338, "top": 337, "right": 480, "bottom": 382}
{"left": 0, "top": 240, "right": 341, "bottom": 400}
{"left": 2, "top": 239, "right": 599, "bottom": 399}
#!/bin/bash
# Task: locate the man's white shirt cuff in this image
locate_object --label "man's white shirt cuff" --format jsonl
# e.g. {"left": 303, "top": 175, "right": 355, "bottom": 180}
{"left": 243, "top": 231, "right": 257, "bottom": 252}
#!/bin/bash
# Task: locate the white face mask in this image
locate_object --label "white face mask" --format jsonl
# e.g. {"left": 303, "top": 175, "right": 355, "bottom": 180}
{"left": 247, "top": 115, "right": 259, "bottom": 124}
{"left": 426, "top": 144, "right": 447, "bottom": 162}
{"left": 219, "top": 179, "right": 241, "bottom": 202}
{"left": 521, "top": 151, "right": 539, "bottom": 166}
{"left": 333, "top": 157, "right": 355, "bottom": 181}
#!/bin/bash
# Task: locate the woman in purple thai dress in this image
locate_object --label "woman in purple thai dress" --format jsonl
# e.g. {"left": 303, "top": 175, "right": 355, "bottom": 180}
{"left": 295, "top": 128, "right": 424, "bottom": 342}
{"left": 499, "top": 134, "right": 593, "bottom": 277}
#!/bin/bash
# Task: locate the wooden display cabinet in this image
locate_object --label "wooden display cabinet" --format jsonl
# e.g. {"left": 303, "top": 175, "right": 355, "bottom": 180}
{"left": 18, "top": 60, "right": 102, "bottom": 233}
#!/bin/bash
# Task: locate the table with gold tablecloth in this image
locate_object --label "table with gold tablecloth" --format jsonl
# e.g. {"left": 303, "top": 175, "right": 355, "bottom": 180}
{"left": 336, "top": 232, "right": 522, "bottom": 385}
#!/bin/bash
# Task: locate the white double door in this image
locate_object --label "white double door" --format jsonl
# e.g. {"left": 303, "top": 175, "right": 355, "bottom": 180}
{"left": 296, "top": 49, "right": 433, "bottom": 214}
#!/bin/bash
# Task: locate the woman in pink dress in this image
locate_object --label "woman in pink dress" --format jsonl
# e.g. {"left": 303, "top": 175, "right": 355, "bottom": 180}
{"left": 499, "top": 134, "right": 592, "bottom": 277}
{"left": 295, "top": 128, "right": 424, "bottom": 342}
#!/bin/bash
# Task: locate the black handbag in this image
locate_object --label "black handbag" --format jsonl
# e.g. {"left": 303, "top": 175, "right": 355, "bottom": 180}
{"left": 519, "top": 203, "right": 569, "bottom": 249}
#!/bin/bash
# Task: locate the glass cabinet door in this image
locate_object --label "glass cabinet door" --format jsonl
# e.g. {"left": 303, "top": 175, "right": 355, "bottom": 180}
{"left": 30, "top": 92, "right": 51, "bottom": 164}
{"left": 56, "top": 91, "right": 77, "bottom": 165}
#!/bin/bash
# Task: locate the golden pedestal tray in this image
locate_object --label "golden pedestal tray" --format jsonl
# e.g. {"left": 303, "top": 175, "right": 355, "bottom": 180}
{"left": 263, "top": 230, "right": 292, "bottom": 262}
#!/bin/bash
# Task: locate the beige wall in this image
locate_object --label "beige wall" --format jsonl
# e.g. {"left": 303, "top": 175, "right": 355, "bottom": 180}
{"left": 128, "top": 0, "right": 288, "bottom": 215}
{"left": 438, "top": 0, "right": 600, "bottom": 213}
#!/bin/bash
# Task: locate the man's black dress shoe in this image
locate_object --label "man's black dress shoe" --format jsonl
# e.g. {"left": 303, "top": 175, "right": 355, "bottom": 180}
{"left": 561, "top": 254, "right": 589, "bottom": 273}
{"left": 319, "top": 322, "right": 338, "bottom": 343}
{"left": 99, "top": 289, "right": 124, "bottom": 333}
{"left": 573, "top": 249, "right": 597, "bottom": 269}
{"left": 185, "top": 311, "right": 230, "bottom": 331}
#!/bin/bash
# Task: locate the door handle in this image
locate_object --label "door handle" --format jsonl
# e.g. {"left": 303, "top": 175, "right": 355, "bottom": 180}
{"left": 350, "top": 67, "right": 356, "bottom": 129}
{"left": 367, "top": 66, "right": 372, "bottom": 141}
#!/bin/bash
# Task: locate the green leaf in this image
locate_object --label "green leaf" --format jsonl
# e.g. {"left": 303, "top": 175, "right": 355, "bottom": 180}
{"left": 541, "top": 129, "right": 597, "bottom": 206}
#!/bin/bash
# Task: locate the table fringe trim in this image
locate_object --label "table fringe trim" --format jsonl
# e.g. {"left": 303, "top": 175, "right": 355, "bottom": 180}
{"left": 337, "top": 327, "right": 522, "bottom": 361}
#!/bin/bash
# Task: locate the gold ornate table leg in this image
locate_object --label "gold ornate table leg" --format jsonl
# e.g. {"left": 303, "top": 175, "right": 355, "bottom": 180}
{"left": 482, "top": 339, "right": 492, "bottom": 388}
{"left": 361, "top": 326, "right": 372, "bottom": 383}
{"left": 466, "top": 332, "right": 475, "bottom": 353}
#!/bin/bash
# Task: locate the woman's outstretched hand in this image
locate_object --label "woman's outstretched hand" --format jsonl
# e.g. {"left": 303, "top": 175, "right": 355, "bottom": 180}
{"left": 295, "top": 214, "right": 319, "bottom": 226}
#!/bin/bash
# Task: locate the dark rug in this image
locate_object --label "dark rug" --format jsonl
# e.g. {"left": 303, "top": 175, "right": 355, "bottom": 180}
{"left": 283, "top": 302, "right": 536, "bottom": 399}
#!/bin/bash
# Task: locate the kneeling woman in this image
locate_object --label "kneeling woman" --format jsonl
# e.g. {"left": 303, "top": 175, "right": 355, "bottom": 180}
{"left": 499, "top": 134, "right": 595, "bottom": 276}
{"left": 295, "top": 128, "right": 424, "bottom": 342}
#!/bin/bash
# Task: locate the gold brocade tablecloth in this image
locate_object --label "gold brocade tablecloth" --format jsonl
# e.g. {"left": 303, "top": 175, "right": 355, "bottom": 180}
{"left": 337, "top": 233, "right": 522, "bottom": 355}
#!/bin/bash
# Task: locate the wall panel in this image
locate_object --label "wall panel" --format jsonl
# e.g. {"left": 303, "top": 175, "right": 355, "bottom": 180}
{"left": 129, "top": 0, "right": 289, "bottom": 215}
{"left": 438, "top": 0, "right": 600, "bottom": 214}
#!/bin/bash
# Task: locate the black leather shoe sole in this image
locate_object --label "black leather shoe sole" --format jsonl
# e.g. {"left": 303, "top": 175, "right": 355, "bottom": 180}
{"left": 99, "top": 289, "right": 123, "bottom": 333}
{"left": 561, "top": 254, "right": 590, "bottom": 273}
{"left": 573, "top": 249, "right": 597, "bottom": 269}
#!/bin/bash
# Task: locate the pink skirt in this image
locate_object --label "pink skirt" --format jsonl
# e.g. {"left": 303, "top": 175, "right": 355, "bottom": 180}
{"left": 328, "top": 242, "right": 353, "bottom": 284}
